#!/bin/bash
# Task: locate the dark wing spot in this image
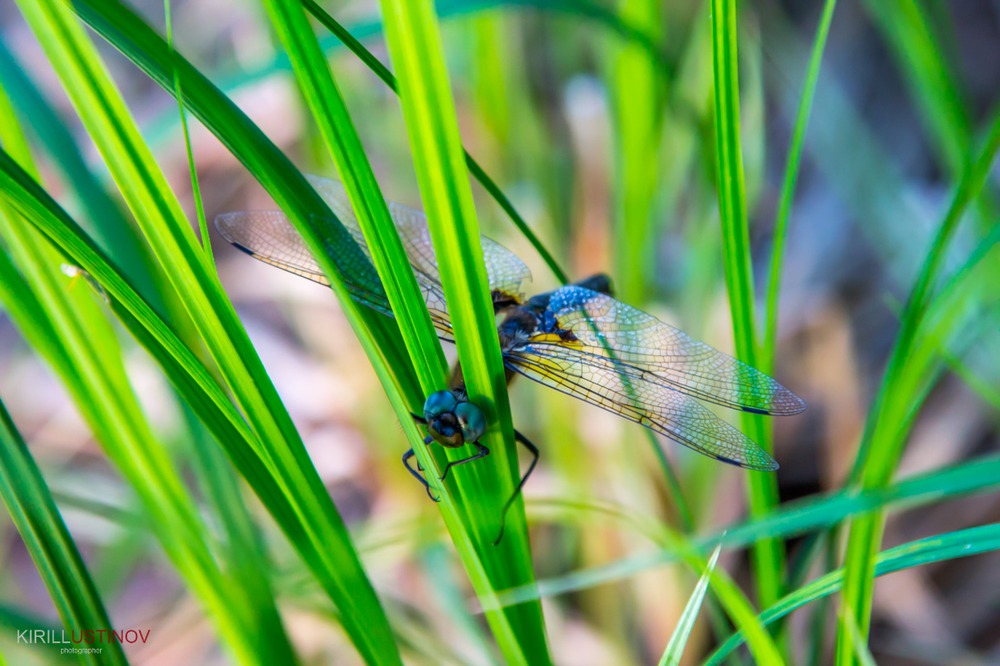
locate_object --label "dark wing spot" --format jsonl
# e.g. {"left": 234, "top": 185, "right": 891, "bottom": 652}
{"left": 742, "top": 406, "right": 769, "bottom": 415}
{"left": 559, "top": 329, "right": 579, "bottom": 343}
{"left": 231, "top": 241, "right": 258, "bottom": 258}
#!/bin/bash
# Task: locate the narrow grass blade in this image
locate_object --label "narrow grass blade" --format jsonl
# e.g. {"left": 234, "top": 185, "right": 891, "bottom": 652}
{"left": 837, "top": 108, "right": 1000, "bottom": 664}
{"left": 710, "top": 0, "right": 784, "bottom": 610}
{"left": 164, "top": 8, "right": 296, "bottom": 653}
{"left": 610, "top": 0, "right": 663, "bottom": 304}
{"left": 763, "top": 0, "right": 837, "bottom": 371}
{"left": 0, "top": 39, "right": 161, "bottom": 309}
{"left": 163, "top": 0, "right": 210, "bottom": 260}
{"left": 494, "top": 451, "right": 1000, "bottom": 605}
{"left": 14, "top": 1, "right": 401, "bottom": 662}
{"left": 378, "top": 0, "right": 550, "bottom": 662}
{"left": 0, "top": 98, "right": 261, "bottom": 663}
{"left": 261, "top": 0, "right": 446, "bottom": 397}
{"left": 658, "top": 544, "right": 722, "bottom": 666}
{"left": 707, "top": 522, "right": 1000, "bottom": 663}
{"left": 0, "top": 399, "right": 127, "bottom": 666}
{"left": 301, "top": 0, "right": 569, "bottom": 285}
{"left": 842, "top": 612, "right": 878, "bottom": 666}
{"left": 862, "top": 0, "right": 971, "bottom": 178}
{"left": 420, "top": 544, "right": 500, "bottom": 666}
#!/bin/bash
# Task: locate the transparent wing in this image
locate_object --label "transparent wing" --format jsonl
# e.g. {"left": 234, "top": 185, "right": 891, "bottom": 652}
{"left": 214, "top": 208, "right": 400, "bottom": 317}
{"left": 504, "top": 347, "right": 778, "bottom": 470}
{"left": 215, "top": 176, "right": 532, "bottom": 337}
{"left": 530, "top": 286, "right": 807, "bottom": 416}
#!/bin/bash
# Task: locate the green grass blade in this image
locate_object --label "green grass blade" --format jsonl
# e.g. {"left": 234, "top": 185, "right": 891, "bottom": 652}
{"left": 420, "top": 544, "right": 500, "bottom": 666}
{"left": 495, "top": 451, "right": 1000, "bottom": 605}
{"left": 261, "top": 0, "right": 445, "bottom": 401}
{"left": 301, "top": 0, "right": 569, "bottom": 285}
{"left": 610, "top": 0, "right": 662, "bottom": 304}
{"left": 163, "top": 6, "right": 294, "bottom": 654}
{"left": 710, "top": 0, "right": 783, "bottom": 611}
{"left": 862, "top": 0, "right": 970, "bottom": 178}
{"left": 707, "top": 522, "right": 1000, "bottom": 663}
{"left": 842, "top": 612, "right": 878, "bottom": 666}
{"left": 837, "top": 108, "right": 1000, "bottom": 664}
{"left": 378, "top": 0, "right": 550, "bottom": 662}
{"left": 0, "top": 104, "right": 260, "bottom": 664}
{"left": 0, "top": 392, "right": 128, "bottom": 666}
{"left": 8, "top": 0, "right": 400, "bottom": 657}
{"left": 658, "top": 544, "right": 721, "bottom": 666}
{"left": 70, "top": 0, "right": 420, "bottom": 405}
{"left": 163, "top": 0, "right": 211, "bottom": 261}
{"left": 6, "top": 2, "right": 398, "bottom": 652}
{"left": 763, "top": 0, "right": 837, "bottom": 370}
{"left": 0, "top": 38, "right": 163, "bottom": 310}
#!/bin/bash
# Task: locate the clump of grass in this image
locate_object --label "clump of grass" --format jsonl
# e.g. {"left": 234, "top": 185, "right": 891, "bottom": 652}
{"left": 1, "top": 0, "right": 997, "bottom": 664}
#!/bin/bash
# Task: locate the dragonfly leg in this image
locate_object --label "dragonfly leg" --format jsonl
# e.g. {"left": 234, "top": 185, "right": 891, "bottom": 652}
{"left": 439, "top": 442, "right": 490, "bottom": 482}
{"left": 494, "top": 428, "right": 540, "bottom": 545}
{"left": 402, "top": 448, "right": 440, "bottom": 502}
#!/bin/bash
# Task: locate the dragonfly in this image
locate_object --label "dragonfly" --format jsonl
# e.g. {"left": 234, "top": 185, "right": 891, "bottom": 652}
{"left": 215, "top": 176, "right": 806, "bottom": 519}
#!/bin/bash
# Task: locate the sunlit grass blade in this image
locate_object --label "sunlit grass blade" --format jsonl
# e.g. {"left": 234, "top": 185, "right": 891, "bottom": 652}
{"left": 494, "top": 451, "right": 1000, "bottom": 605}
{"left": 658, "top": 544, "right": 721, "bottom": 666}
{"left": 163, "top": 0, "right": 210, "bottom": 260}
{"left": 710, "top": 0, "right": 784, "bottom": 612}
{"left": 260, "top": 0, "right": 445, "bottom": 399}
{"left": 0, "top": 38, "right": 164, "bottom": 311}
{"left": 301, "top": 0, "right": 569, "bottom": 285}
{"left": 10, "top": 1, "right": 400, "bottom": 660}
{"left": 163, "top": 4, "right": 294, "bottom": 654}
{"left": 0, "top": 91, "right": 263, "bottom": 662}
{"left": 837, "top": 108, "right": 1000, "bottom": 664}
{"left": 420, "top": 544, "right": 500, "bottom": 666}
{"left": 842, "top": 612, "right": 878, "bottom": 666}
{"left": 707, "top": 522, "right": 1000, "bottom": 663}
{"left": 378, "top": 0, "right": 550, "bottom": 662}
{"left": 0, "top": 397, "right": 127, "bottom": 666}
{"left": 610, "top": 0, "right": 662, "bottom": 304}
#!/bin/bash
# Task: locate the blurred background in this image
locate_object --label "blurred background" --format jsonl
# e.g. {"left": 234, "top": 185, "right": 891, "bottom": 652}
{"left": 1, "top": 0, "right": 999, "bottom": 664}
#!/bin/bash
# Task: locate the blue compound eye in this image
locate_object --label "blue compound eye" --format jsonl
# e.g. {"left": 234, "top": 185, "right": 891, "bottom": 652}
{"left": 423, "top": 390, "right": 458, "bottom": 421}
{"left": 454, "top": 401, "right": 486, "bottom": 443}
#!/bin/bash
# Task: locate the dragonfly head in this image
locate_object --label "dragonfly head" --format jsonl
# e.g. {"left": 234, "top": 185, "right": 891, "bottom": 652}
{"left": 423, "top": 390, "right": 486, "bottom": 448}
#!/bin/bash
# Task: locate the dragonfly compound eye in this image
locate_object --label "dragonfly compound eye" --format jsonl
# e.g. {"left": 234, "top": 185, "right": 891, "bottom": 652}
{"left": 454, "top": 401, "right": 486, "bottom": 443}
{"left": 423, "top": 390, "right": 458, "bottom": 421}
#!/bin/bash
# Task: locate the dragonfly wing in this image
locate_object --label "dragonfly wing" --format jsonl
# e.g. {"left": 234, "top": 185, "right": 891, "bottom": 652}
{"left": 537, "top": 286, "right": 806, "bottom": 416}
{"left": 309, "top": 176, "right": 533, "bottom": 306}
{"left": 504, "top": 348, "right": 778, "bottom": 470}
{"left": 214, "top": 209, "right": 401, "bottom": 319}
{"left": 216, "top": 176, "right": 532, "bottom": 338}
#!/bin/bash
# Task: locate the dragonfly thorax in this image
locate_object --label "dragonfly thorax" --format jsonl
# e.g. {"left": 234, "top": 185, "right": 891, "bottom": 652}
{"left": 497, "top": 308, "right": 541, "bottom": 352}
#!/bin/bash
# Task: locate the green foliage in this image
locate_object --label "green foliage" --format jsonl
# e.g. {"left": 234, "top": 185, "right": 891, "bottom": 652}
{"left": 0, "top": 0, "right": 996, "bottom": 664}
{"left": 710, "top": 0, "right": 783, "bottom": 616}
{"left": 658, "top": 545, "right": 721, "bottom": 666}
{"left": 0, "top": 399, "right": 126, "bottom": 666}
{"left": 379, "top": 2, "right": 549, "bottom": 662}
